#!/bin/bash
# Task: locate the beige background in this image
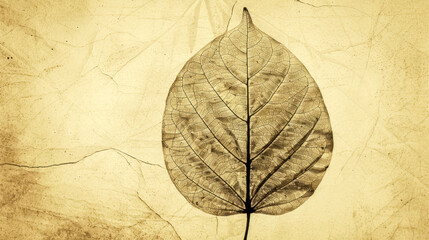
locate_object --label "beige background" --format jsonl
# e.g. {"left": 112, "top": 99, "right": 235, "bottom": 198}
{"left": 0, "top": 0, "right": 428, "bottom": 239}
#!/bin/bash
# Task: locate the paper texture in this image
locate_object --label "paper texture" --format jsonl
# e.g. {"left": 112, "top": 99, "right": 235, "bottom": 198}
{"left": 1, "top": 0, "right": 428, "bottom": 239}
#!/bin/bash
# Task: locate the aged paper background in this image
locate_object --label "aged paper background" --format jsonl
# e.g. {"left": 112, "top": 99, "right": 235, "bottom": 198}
{"left": 1, "top": 0, "right": 428, "bottom": 239}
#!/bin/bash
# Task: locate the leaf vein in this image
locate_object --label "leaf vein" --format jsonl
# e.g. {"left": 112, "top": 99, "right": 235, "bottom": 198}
{"left": 180, "top": 72, "right": 246, "bottom": 164}
{"left": 250, "top": 79, "right": 310, "bottom": 160}
{"left": 171, "top": 119, "right": 246, "bottom": 205}
{"left": 200, "top": 48, "right": 246, "bottom": 122}
{"left": 254, "top": 147, "right": 326, "bottom": 209}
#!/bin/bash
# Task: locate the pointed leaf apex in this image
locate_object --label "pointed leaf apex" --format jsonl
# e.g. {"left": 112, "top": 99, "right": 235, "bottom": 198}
{"left": 241, "top": 7, "right": 253, "bottom": 25}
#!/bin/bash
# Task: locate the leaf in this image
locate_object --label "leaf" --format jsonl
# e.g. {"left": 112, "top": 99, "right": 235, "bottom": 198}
{"left": 162, "top": 7, "right": 333, "bottom": 238}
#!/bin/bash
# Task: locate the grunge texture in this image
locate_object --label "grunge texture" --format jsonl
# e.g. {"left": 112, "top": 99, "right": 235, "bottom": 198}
{"left": 1, "top": 0, "right": 428, "bottom": 239}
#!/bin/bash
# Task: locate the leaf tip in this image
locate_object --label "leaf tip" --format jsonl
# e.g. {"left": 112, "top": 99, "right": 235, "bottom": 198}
{"left": 241, "top": 7, "right": 253, "bottom": 25}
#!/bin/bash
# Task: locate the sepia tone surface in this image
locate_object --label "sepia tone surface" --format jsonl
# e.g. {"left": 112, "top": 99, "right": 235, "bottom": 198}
{"left": 1, "top": 0, "right": 428, "bottom": 239}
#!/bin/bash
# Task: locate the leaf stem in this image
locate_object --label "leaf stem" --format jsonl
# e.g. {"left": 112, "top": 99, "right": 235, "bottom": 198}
{"left": 244, "top": 212, "right": 251, "bottom": 240}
